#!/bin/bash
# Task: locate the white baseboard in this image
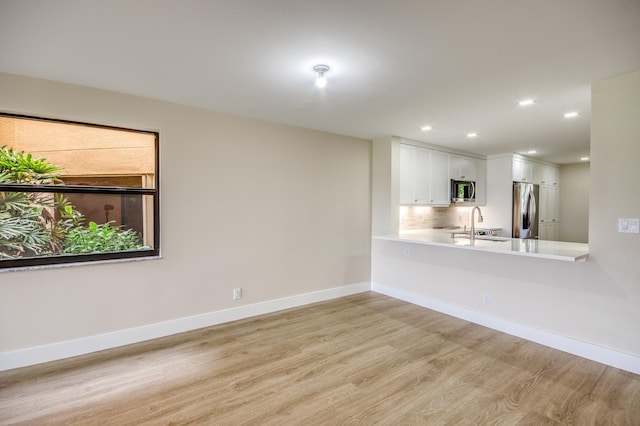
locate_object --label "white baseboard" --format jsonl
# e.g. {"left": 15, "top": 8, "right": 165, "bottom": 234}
{"left": 0, "top": 282, "right": 370, "bottom": 371}
{"left": 372, "top": 282, "right": 640, "bottom": 375}
{"left": 5, "top": 281, "right": 638, "bottom": 376}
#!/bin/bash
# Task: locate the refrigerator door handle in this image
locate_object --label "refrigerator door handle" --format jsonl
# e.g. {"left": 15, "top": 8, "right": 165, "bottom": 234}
{"left": 528, "top": 190, "right": 537, "bottom": 230}
{"left": 522, "top": 186, "right": 531, "bottom": 231}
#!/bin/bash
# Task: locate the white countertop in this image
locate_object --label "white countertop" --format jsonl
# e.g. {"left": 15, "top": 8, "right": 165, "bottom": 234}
{"left": 374, "top": 231, "right": 589, "bottom": 262}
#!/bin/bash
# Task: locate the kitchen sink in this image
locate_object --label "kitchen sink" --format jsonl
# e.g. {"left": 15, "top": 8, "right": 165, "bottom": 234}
{"left": 451, "top": 234, "right": 511, "bottom": 242}
{"left": 473, "top": 236, "right": 511, "bottom": 242}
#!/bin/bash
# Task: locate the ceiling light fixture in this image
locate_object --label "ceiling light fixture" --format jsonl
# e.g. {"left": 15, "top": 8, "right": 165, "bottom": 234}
{"left": 564, "top": 111, "right": 579, "bottom": 118}
{"left": 466, "top": 132, "right": 478, "bottom": 138}
{"left": 420, "top": 125, "right": 432, "bottom": 131}
{"left": 313, "top": 64, "right": 330, "bottom": 88}
{"left": 527, "top": 150, "right": 537, "bottom": 154}
{"left": 518, "top": 99, "right": 535, "bottom": 107}
{"left": 581, "top": 156, "right": 590, "bottom": 161}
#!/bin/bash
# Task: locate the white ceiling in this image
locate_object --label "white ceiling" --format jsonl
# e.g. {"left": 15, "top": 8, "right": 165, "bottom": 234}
{"left": 1, "top": 1, "right": 639, "bottom": 164}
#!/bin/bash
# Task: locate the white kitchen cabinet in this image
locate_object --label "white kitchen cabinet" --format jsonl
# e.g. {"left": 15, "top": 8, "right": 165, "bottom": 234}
{"left": 539, "top": 186, "right": 560, "bottom": 224}
{"left": 430, "top": 151, "right": 451, "bottom": 204}
{"left": 449, "top": 155, "right": 477, "bottom": 180}
{"left": 513, "top": 157, "right": 533, "bottom": 182}
{"left": 400, "top": 145, "right": 424, "bottom": 204}
{"left": 399, "top": 144, "right": 449, "bottom": 205}
{"left": 539, "top": 222, "right": 560, "bottom": 241}
{"left": 530, "top": 162, "right": 560, "bottom": 186}
{"left": 539, "top": 186, "right": 560, "bottom": 240}
{"left": 532, "top": 163, "right": 545, "bottom": 184}
{"left": 539, "top": 165, "right": 560, "bottom": 187}
{"left": 514, "top": 157, "right": 558, "bottom": 186}
{"left": 399, "top": 145, "right": 414, "bottom": 203}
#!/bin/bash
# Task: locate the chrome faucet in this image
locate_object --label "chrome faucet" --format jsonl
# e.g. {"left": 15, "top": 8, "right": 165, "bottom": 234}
{"left": 470, "top": 206, "right": 484, "bottom": 241}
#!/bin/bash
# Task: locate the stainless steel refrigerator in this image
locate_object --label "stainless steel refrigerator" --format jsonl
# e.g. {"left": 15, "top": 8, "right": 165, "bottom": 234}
{"left": 512, "top": 182, "right": 539, "bottom": 239}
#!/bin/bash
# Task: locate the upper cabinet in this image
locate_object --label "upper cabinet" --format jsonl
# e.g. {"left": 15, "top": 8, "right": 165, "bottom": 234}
{"left": 400, "top": 143, "right": 486, "bottom": 206}
{"left": 431, "top": 151, "right": 451, "bottom": 205}
{"left": 513, "top": 157, "right": 533, "bottom": 182}
{"left": 449, "top": 155, "right": 477, "bottom": 180}
{"left": 400, "top": 144, "right": 424, "bottom": 204}
{"left": 538, "top": 164, "right": 560, "bottom": 187}
{"left": 513, "top": 156, "right": 559, "bottom": 187}
{"left": 400, "top": 145, "right": 449, "bottom": 205}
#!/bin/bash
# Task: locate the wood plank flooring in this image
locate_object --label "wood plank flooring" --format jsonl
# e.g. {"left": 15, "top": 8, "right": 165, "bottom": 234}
{"left": 1, "top": 292, "right": 639, "bottom": 425}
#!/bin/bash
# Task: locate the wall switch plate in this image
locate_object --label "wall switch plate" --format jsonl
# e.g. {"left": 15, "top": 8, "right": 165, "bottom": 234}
{"left": 618, "top": 218, "right": 640, "bottom": 233}
{"left": 403, "top": 247, "right": 410, "bottom": 257}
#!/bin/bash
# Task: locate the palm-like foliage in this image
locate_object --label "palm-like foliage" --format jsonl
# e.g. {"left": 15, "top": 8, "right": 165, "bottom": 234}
{"left": 0, "top": 208, "right": 51, "bottom": 259}
{"left": 0, "top": 147, "right": 62, "bottom": 184}
{"left": 1, "top": 145, "right": 145, "bottom": 260}
{"left": 0, "top": 146, "right": 64, "bottom": 258}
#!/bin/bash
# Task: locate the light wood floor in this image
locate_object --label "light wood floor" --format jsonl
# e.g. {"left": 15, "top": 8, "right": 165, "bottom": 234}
{"left": 1, "top": 292, "right": 639, "bottom": 425}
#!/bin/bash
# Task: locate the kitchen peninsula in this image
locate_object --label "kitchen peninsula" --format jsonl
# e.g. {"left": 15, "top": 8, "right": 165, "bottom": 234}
{"left": 375, "top": 231, "right": 589, "bottom": 262}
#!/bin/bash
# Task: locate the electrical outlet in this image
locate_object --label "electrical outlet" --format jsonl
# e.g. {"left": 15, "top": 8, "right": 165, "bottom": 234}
{"left": 482, "top": 293, "right": 491, "bottom": 307}
{"left": 233, "top": 288, "right": 242, "bottom": 300}
{"left": 403, "top": 247, "right": 410, "bottom": 257}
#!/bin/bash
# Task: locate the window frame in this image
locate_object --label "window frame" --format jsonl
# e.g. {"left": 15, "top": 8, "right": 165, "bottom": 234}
{"left": 0, "top": 112, "right": 160, "bottom": 270}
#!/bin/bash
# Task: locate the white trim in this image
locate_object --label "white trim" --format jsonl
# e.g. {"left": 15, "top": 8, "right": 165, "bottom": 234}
{"left": 0, "top": 282, "right": 370, "bottom": 371}
{"left": 372, "top": 282, "right": 640, "bottom": 375}
{"left": 6, "top": 281, "right": 638, "bottom": 376}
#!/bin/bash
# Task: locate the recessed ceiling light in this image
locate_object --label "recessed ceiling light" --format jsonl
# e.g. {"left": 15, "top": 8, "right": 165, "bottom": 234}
{"left": 527, "top": 150, "right": 537, "bottom": 154}
{"left": 420, "top": 125, "right": 432, "bottom": 131}
{"left": 564, "top": 111, "right": 579, "bottom": 118}
{"left": 581, "top": 156, "right": 590, "bottom": 161}
{"left": 466, "top": 132, "right": 478, "bottom": 138}
{"left": 518, "top": 99, "right": 535, "bottom": 107}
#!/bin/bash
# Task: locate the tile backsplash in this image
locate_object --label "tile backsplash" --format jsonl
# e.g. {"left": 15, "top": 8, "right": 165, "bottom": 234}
{"left": 399, "top": 206, "right": 471, "bottom": 232}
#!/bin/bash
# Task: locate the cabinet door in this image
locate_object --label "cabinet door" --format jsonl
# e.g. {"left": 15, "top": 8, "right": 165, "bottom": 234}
{"left": 415, "top": 147, "right": 431, "bottom": 203}
{"left": 513, "top": 158, "right": 533, "bottom": 182}
{"left": 539, "top": 223, "right": 550, "bottom": 240}
{"left": 539, "top": 186, "right": 551, "bottom": 223}
{"left": 546, "top": 166, "right": 560, "bottom": 187}
{"left": 399, "top": 145, "right": 432, "bottom": 204}
{"left": 549, "top": 186, "right": 560, "bottom": 222}
{"left": 430, "top": 151, "right": 450, "bottom": 204}
{"left": 540, "top": 222, "right": 560, "bottom": 241}
{"left": 539, "top": 186, "right": 560, "bottom": 224}
{"left": 532, "top": 163, "right": 545, "bottom": 184}
{"left": 449, "top": 155, "right": 476, "bottom": 180}
{"left": 539, "top": 186, "right": 548, "bottom": 223}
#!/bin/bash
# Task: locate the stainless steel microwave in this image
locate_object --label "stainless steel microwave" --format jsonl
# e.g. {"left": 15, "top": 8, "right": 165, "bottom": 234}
{"left": 451, "top": 179, "right": 476, "bottom": 204}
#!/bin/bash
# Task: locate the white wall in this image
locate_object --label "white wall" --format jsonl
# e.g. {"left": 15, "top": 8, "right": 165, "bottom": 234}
{"left": 560, "top": 162, "right": 590, "bottom": 243}
{"left": 372, "top": 70, "right": 640, "bottom": 359}
{"left": 0, "top": 73, "right": 371, "bottom": 354}
{"left": 371, "top": 136, "right": 400, "bottom": 235}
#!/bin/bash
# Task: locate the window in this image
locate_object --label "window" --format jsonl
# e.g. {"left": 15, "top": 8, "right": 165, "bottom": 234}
{"left": 0, "top": 113, "right": 159, "bottom": 269}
